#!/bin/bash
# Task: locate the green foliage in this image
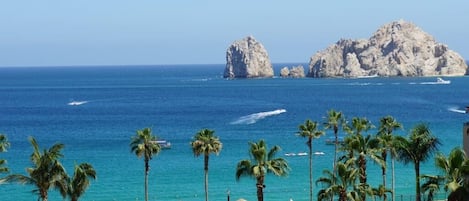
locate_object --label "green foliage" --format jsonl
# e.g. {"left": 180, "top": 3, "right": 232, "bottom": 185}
{"left": 68, "top": 163, "right": 97, "bottom": 201}
{"left": 297, "top": 119, "right": 324, "bottom": 201}
{"left": 5, "top": 136, "right": 68, "bottom": 201}
{"left": 130, "top": 127, "right": 161, "bottom": 201}
{"left": 190, "top": 129, "right": 222, "bottom": 201}
{"left": 396, "top": 123, "right": 441, "bottom": 201}
{"left": 0, "top": 134, "right": 10, "bottom": 174}
{"left": 236, "top": 140, "right": 289, "bottom": 201}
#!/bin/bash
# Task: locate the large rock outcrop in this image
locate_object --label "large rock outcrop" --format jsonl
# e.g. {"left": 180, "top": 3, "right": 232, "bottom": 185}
{"left": 308, "top": 20, "right": 468, "bottom": 78}
{"left": 224, "top": 36, "right": 274, "bottom": 78}
{"left": 280, "top": 65, "right": 305, "bottom": 78}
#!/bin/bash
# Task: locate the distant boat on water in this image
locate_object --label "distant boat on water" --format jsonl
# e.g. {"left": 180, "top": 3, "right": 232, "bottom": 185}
{"left": 68, "top": 101, "right": 88, "bottom": 106}
{"left": 155, "top": 140, "right": 171, "bottom": 149}
{"left": 436, "top": 77, "right": 450, "bottom": 84}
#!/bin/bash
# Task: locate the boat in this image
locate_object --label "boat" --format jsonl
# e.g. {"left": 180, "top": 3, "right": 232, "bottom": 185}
{"left": 67, "top": 101, "right": 88, "bottom": 106}
{"left": 155, "top": 140, "right": 171, "bottom": 149}
{"left": 436, "top": 77, "right": 450, "bottom": 84}
{"left": 325, "top": 137, "right": 344, "bottom": 145}
{"left": 313, "top": 151, "right": 325, "bottom": 155}
{"left": 284, "top": 153, "right": 296, "bottom": 156}
{"left": 297, "top": 152, "right": 308, "bottom": 156}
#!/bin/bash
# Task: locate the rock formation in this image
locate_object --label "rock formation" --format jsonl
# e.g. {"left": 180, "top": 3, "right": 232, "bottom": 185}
{"left": 224, "top": 36, "right": 274, "bottom": 78}
{"left": 280, "top": 65, "right": 305, "bottom": 78}
{"left": 308, "top": 20, "right": 468, "bottom": 78}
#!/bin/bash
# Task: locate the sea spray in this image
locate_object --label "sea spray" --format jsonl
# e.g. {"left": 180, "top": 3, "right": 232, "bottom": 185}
{"left": 230, "top": 109, "right": 287, "bottom": 125}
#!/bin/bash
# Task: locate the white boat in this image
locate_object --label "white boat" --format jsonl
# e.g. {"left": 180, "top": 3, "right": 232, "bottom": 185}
{"left": 436, "top": 77, "right": 450, "bottom": 84}
{"left": 284, "top": 153, "right": 296, "bottom": 156}
{"left": 313, "top": 151, "right": 325, "bottom": 155}
{"left": 154, "top": 140, "right": 171, "bottom": 149}
{"left": 297, "top": 152, "right": 308, "bottom": 156}
{"left": 67, "top": 101, "right": 88, "bottom": 106}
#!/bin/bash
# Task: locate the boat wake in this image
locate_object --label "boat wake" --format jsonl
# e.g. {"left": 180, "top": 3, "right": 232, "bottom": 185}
{"left": 448, "top": 106, "right": 466, "bottom": 114}
{"left": 230, "top": 109, "right": 287, "bottom": 125}
{"left": 67, "top": 100, "right": 88, "bottom": 106}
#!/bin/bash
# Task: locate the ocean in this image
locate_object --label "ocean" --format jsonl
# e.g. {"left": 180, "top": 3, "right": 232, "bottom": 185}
{"left": 0, "top": 64, "right": 467, "bottom": 201}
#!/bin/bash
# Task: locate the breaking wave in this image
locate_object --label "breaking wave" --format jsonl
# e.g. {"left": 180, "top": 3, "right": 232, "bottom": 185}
{"left": 231, "top": 109, "right": 287, "bottom": 125}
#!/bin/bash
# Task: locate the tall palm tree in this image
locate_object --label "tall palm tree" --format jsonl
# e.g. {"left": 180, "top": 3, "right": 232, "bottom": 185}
{"left": 0, "top": 134, "right": 10, "bottom": 174}
{"left": 343, "top": 117, "right": 380, "bottom": 201}
{"left": 434, "top": 147, "right": 469, "bottom": 200}
{"left": 68, "top": 163, "right": 97, "bottom": 201}
{"left": 235, "top": 140, "right": 289, "bottom": 201}
{"left": 5, "top": 136, "right": 68, "bottom": 201}
{"left": 324, "top": 109, "right": 344, "bottom": 173}
{"left": 297, "top": 119, "right": 325, "bottom": 201}
{"left": 396, "top": 123, "right": 440, "bottom": 201}
{"left": 377, "top": 116, "right": 402, "bottom": 201}
{"left": 130, "top": 128, "right": 161, "bottom": 201}
{"left": 316, "top": 159, "right": 359, "bottom": 201}
{"left": 190, "top": 129, "right": 222, "bottom": 201}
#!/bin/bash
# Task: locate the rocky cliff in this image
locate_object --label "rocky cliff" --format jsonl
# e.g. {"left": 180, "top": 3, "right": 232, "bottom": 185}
{"left": 308, "top": 20, "right": 468, "bottom": 78}
{"left": 224, "top": 36, "right": 273, "bottom": 78}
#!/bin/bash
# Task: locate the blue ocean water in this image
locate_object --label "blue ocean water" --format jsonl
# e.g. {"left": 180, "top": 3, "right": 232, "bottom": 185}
{"left": 0, "top": 64, "right": 468, "bottom": 201}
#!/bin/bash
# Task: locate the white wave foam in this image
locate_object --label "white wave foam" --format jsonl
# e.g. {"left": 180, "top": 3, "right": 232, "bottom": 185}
{"left": 448, "top": 106, "right": 466, "bottom": 114}
{"left": 231, "top": 109, "right": 286, "bottom": 125}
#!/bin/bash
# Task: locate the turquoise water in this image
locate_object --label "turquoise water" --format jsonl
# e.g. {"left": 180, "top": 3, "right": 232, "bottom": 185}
{"left": 0, "top": 64, "right": 467, "bottom": 201}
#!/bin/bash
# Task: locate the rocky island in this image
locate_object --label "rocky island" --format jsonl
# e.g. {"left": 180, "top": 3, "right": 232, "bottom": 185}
{"left": 308, "top": 20, "right": 468, "bottom": 78}
{"left": 224, "top": 36, "right": 274, "bottom": 78}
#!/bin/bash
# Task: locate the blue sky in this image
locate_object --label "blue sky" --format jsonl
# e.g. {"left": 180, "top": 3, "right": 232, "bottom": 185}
{"left": 0, "top": 0, "right": 468, "bottom": 67}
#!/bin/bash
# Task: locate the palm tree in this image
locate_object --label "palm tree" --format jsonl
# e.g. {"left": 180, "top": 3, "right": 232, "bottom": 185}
{"left": 68, "top": 163, "right": 97, "bottom": 201}
{"left": 420, "top": 174, "right": 444, "bottom": 201}
{"left": 434, "top": 147, "right": 469, "bottom": 200}
{"left": 343, "top": 117, "right": 380, "bottom": 201}
{"left": 316, "top": 159, "right": 359, "bottom": 201}
{"left": 324, "top": 109, "right": 344, "bottom": 174}
{"left": 130, "top": 128, "right": 161, "bottom": 201}
{"left": 0, "top": 134, "right": 10, "bottom": 174}
{"left": 190, "top": 129, "right": 222, "bottom": 201}
{"left": 5, "top": 136, "right": 68, "bottom": 201}
{"left": 396, "top": 123, "right": 440, "bottom": 201}
{"left": 370, "top": 185, "right": 393, "bottom": 201}
{"left": 297, "top": 119, "right": 325, "bottom": 201}
{"left": 377, "top": 116, "right": 402, "bottom": 201}
{"left": 235, "top": 140, "right": 289, "bottom": 201}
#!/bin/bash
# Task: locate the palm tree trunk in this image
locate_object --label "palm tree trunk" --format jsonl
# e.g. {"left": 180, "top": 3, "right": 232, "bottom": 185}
{"left": 256, "top": 176, "right": 265, "bottom": 201}
{"left": 204, "top": 154, "right": 209, "bottom": 201}
{"left": 415, "top": 162, "right": 421, "bottom": 201}
{"left": 41, "top": 189, "right": 48, "bottom": 201}
{"left": 333, "top": 129, "right": 338, "bottom": 173}
{"left": 308, "top": 139, "right": 313, "bottom": 201}
{"left": 359, "top": 156, "right": 367, "bottom": 201}
{"left": 145, "top": 159, "right": 149, "bottom": 201}
{"left": 332, "top": 128, "right": 338, "bottom": 201}
{"left": 382, "top": 151, "right": 387, "bottom": 201}
{"left": 391, "top": 158, "right": 395, "bottom": 201}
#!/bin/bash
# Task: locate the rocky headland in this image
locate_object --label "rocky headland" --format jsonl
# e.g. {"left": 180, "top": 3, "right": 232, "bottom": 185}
{"left": 224, "top": 36, "right": 274, "bottom": 78}
{"left": 308, "top": 20, "right": 468, "bottom": 78}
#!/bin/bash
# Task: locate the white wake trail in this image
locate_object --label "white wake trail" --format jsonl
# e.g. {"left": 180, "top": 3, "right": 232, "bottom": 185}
{"left": 231, "top": 109, "right": 287, "bottom": 125}
{"left": 448, "top": 106, "right": 466, "bottom": 114}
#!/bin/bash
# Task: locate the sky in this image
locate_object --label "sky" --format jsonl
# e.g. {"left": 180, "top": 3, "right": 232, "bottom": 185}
{"left": 0, "top": 0, "right": 468, "bottom": 67}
